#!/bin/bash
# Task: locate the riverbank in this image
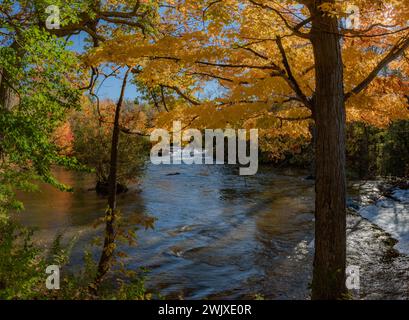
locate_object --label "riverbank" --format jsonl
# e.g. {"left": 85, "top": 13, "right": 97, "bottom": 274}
{"left": 347, "top": 181, "right": 409, "bottom": 299}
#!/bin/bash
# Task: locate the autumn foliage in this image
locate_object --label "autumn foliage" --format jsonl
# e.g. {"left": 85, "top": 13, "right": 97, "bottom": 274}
{"left": 85, "top": 0, "right": 408, "bottom": 160}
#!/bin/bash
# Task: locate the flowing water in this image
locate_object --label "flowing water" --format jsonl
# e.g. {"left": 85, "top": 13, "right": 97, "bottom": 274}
{"left": 14, "top": 162, "right": 409, "bottom": 299}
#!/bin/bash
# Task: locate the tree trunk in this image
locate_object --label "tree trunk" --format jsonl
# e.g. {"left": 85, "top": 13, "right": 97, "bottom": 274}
{"left": 308, "top": 123, "right": 316, "bottom": 179}
{"left": 0, "top": 42, "right": 22, "bottom": 111}
{"left": 91, "top": 68, "right": 131, "bottom": 293}
{"left": 310, "top": 2, "right": 347, "bottom": 300}
{"left": 0, "top": 68, "right": 14, "bottom": 111}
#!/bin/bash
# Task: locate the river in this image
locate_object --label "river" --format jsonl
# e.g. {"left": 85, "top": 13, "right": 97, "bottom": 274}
{"left": 14, "top": 162, "right": 409, "bottom": 299}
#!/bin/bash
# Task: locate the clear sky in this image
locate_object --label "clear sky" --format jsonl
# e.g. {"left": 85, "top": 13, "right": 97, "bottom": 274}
{"left": 68, "top": 32, "right": 139, "bottom": 101}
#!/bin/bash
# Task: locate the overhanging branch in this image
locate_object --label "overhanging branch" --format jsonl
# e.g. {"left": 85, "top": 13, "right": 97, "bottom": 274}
{"left": 345, "top": 36, "right": 409, "bottom": 100}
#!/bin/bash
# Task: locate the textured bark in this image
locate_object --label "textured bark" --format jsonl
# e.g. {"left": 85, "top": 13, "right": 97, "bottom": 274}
{"left": 310, "top": 2, "right": 347, "bottom": 300}
{"left": 308, "top": 123, "right": 316, "bottom": 179}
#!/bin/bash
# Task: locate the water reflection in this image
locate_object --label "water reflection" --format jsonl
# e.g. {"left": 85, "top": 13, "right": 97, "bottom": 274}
{"left": 16, "top": 163, "right": 319, "bottom": 299}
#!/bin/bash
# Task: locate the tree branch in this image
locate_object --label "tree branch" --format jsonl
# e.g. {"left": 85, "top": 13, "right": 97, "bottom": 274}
{"left": 276, "top": 37, "right": 312, "bottom": 109}
{"left": 120, "top": 126, "right": 150, "bottom": 136}
{"left": 247, "top": 0, "right": 311, "bottom": 39}
{"left": 188, "top": 71, "right": 251, "bottom": 85}
{"left": 160, "top": 85, "right": 170, "bottom": 112}
{"left": 161, "top": 85, "right": 200, "bottom": 105}
{"left": 196, "top": 60, "right": 279, "bottom": 70}
{"left": 345, "top": 36, "right": 409, "bottom": 100}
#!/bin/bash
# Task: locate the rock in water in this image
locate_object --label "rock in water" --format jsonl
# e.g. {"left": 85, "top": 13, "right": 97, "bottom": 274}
{"left": 95, "top": 181, "right": 129, "bottom": 196}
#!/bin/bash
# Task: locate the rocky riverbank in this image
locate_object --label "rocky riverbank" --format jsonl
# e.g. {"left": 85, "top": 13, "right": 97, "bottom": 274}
{"left": 347, "top": 180, "right": 409, "bottom": 299}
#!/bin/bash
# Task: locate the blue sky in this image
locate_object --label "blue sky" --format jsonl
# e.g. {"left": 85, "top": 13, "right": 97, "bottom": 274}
{"left": 67, "top": 32, "right": 222, "bottom": 103}
{"left": 68, "top": 32, "right": 140, "bottom": 101}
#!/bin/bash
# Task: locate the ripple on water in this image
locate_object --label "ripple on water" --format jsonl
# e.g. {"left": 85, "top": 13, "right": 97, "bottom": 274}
{"left": 15, "top": 165, "right": 409, "bottom": 299}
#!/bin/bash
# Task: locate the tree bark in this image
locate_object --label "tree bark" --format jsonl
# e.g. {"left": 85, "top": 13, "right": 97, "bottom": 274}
{"left": 309, "top": 2, "right": 347, "bottom": 300}
{"left": 308, "top": 122, "right": 316, "bottom": 179}
{"left": 0, "top": 68, "right": 14, "bottom": 111}
{"left": 0, "top": 42, "right": 21, "bottom": 111}
{"left": 91, "top": 68, "right": 131, "bottom": 293}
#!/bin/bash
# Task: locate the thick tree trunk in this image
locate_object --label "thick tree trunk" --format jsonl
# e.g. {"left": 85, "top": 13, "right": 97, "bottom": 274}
{"left": 91, "top": 68, "right": 131, "bottom": 293}
{"left": 310, "top": 2, "right": 347, "bottom": 300}
{"left": 307, "top": 123, "right": 316, "bottom": 179}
